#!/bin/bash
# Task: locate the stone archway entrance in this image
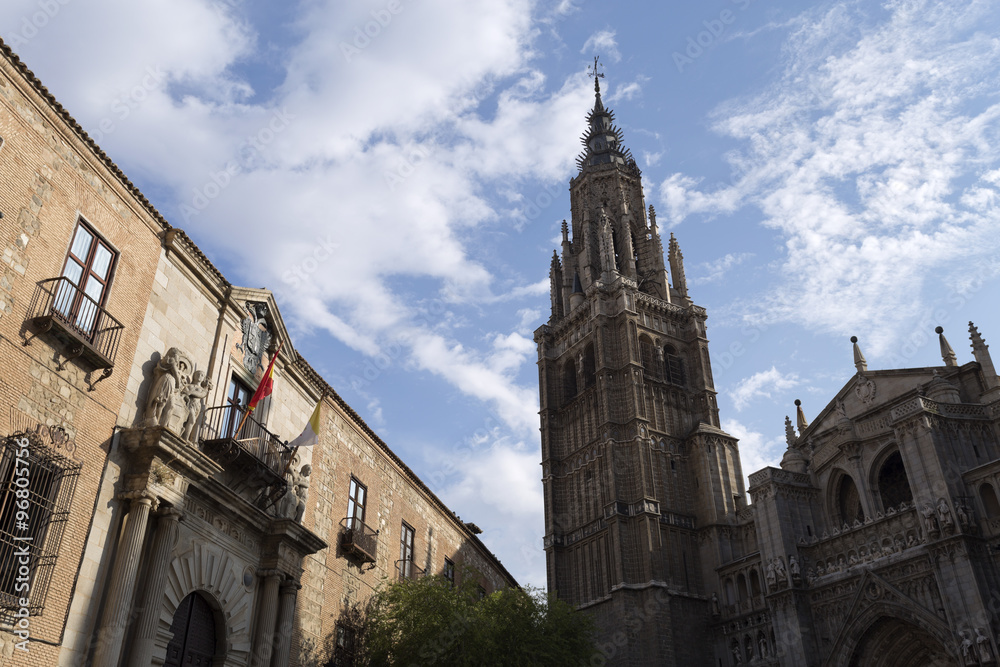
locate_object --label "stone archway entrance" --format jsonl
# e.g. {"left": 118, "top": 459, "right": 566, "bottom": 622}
{"left": 849, "top": 617, "right": 957, "bottom": 667}
{"left": 164, "top": 592, "right": 218, "bottom": 667}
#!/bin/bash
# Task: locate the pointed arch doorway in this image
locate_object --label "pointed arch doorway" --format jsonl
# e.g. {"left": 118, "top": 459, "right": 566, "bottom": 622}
{"left": 848, "top": 617, "right": 957, "bottom": 667}
{"left": 164, "top": 591, "right": 218, "bottom": 667}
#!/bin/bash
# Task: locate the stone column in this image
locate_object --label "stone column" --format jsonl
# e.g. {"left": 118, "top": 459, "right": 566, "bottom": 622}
{"left": 250, "top": 570, "right": 283, "bottom": 667}
{"left": 92, "top": 491, "right": 156, "bottom": 667}
{"left": 125, "top": 506, "right": 184, "bottom": 666}
{"left": 271, "top": 580, "right": 301, "bottom": 667}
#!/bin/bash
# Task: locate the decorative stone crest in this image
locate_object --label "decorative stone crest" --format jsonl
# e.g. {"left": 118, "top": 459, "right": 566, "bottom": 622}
{"left": 237, "top": 302, "right": 271, "bottom": 372}
{"left": 142, "top": 347, "right": 213, "bottom": 443}
{"left": 855, "top": 374, "right": 877, "bottom": 406}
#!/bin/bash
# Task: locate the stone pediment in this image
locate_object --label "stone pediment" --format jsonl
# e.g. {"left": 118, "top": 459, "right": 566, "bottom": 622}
{"left": 228, "top": 286, "right": 296, "bottom": 371}
{"left": 800, "top": 367, "right": 964, "bottom": 441}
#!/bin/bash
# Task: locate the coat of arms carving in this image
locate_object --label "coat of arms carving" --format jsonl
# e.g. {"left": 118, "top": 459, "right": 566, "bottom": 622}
{"left": 237, "top": 302, "right": 272, "bottom": 372}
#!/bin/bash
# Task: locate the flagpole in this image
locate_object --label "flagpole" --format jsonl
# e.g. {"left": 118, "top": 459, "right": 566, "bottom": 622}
{"left": 235, "top": 341, "right": 283, "bottom": 438}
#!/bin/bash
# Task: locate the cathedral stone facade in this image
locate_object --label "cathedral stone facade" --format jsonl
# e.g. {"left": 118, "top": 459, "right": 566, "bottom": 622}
{"left": 537, "top": 77, "right": 1000, "bottom": 666}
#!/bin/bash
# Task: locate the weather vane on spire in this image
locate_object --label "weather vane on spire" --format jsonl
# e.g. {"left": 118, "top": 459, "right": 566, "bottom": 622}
{"left": 588, "top": 56, "right": 605, "bottom": 92}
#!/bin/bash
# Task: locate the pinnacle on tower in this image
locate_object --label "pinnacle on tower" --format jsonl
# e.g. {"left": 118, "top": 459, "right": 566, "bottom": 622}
{"left": 668, "top": 233, "right": 688, "bottom": 299}
{"left": 795, "top": 399, "right": 809, "bottom": 434}
{"left": 576, "top": 57, "right": 639, "bottom": 174}
{"left": 851, "top": 336, "right": 867, "bottom": 373}
{"left": 784, "top": 415, "right": 796, "bottom": 446}
{"left": 936, "top": 326, "right": 958, "bottom": 367}
{"left": 969, "top": 321, "right": 1000, "bottom": 390}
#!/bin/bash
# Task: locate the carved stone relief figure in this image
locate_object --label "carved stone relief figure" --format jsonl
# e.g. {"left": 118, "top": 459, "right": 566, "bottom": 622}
{"left": 922, "top": 504, "right": 940, "bottom": 537}
{"left": 938, "top": 498, "right": 954, "bottom": 535}
{"left": 963, "top": 630, "right": 976, "bottom": 665}
{"left": 789, "top": 555, "right": 800, "bottom": 581}
{"left": 765, "top": 559, "right": 776, "bottom": 587}
{"left": 181, "top": 370, "right": 213, "bottom": 442}
{"left": 278, "top": 463, "right": 312, "bottom": 523}
{"left": 977, "top": 628, "right": 995, "bottom": 663}
{"left": 143, "top": 347, "right": 193, "bottom": 432}
{"left": 775, "top": 556, "right": 787, "bottom": 583}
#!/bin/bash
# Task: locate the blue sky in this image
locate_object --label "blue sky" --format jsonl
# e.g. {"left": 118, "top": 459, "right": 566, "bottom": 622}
{"left": 5, "top": 0, "right": 1000, "bottom": 590}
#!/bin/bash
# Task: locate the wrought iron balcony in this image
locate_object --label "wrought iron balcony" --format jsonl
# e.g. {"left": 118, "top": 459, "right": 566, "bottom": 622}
{"left": 24, "top": 277, "right": 124, "bottom": 372}
{"left": 340, "top": 518, "right": 378, "bottom": 564}
{"left": 199, "top": 404, "right": 292, "bottom": 493}
{"left": 395, "top": 559, "right": 425, "bottom": 581}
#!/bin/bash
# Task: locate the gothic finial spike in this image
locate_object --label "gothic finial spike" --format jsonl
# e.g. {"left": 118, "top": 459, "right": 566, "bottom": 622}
{"left": 936, "top": 326, "right": 958, "bottom": 367}
{"left": 795, "top": 399, "right": 809, "bottom": 434}
{"left": 784, "top": 416, "right": 796, "bottom": 447}
{"left": 851, "top": 336, "right": 868, "bottom": 373}
{"left": 969, "top": 322, "right": 1000, "bottom": 390}
{"left": 561, "top": 220, "right": 570, "bottom": 244}
{"left": 648, "top": 204, "right": 657, "bottom": 230}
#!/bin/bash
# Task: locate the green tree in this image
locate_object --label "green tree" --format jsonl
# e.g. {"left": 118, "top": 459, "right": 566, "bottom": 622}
{"left": 344, "top": 574, "right": 595, "bottom": 666}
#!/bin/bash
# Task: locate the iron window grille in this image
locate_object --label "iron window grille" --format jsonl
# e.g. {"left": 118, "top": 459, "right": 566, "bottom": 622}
{"left": 0, "top": 431, "right": 81, "bottom": 622}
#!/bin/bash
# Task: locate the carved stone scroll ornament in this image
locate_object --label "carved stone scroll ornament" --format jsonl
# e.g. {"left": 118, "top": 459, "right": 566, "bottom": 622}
{"left": 141, "top": 347, "right": 211, "bottom": 444}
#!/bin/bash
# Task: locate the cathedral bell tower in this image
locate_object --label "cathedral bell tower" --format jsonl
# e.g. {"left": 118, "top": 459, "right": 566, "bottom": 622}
{"left": 535, "top": 62, "right": 744, "bottom": 665}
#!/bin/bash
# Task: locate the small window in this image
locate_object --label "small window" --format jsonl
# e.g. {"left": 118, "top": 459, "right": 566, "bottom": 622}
{"left": 583, "top": 344, "right": 596, "bottom": 388}
{"left": 333, "top": 622, "right": 358, "bottom": 667}
{"left": 443, "top": 557, "right": 455, "bottom": 586}
{"left": 56, "top": 219, "right": 117, "bottom": 336}
{"left": 398, "top": 522, "right": 415, "bottom": 579}
{"left": 0, "top": 431, "right": 81, "bottom": 621}
{"left": 477, "top": 585, "right": 487, "bottom": 600}
{"left": 347, "top": 477, "right": 367, "bottom": 529}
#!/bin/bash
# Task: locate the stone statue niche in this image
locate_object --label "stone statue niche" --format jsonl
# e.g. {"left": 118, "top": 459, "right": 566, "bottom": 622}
{"left": 142, "top": 347, "right": 213, "bottom": 443}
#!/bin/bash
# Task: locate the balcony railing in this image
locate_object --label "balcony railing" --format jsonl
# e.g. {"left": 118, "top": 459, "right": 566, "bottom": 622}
{"left": 199, "top": 405, "right": 292, "bottom": 492}
{"left": 340, "top": 518, "right": 378, "bottom": 564}
{"left": 396, "top": 559, "right": 425, "bottom": 581}
{"left": 24, "top": 277, "right": 123, "bottom": 370}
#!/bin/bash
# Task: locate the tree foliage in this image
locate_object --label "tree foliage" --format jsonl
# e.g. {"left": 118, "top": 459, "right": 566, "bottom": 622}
{"left": 337, "top": 574, "right": 595, "bottom": 666}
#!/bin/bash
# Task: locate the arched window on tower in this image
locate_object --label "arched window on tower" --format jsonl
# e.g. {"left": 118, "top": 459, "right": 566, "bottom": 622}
{"left": 736, "top": 573, "right": 748, "bottom": 606}
{"left": 836, "top": 474, "right": 865, "bottom": 525}
{"left": 610, "top": 228, "right": 621, "bottom": 272}
{"left": 876, "top": 451, "right": 913, "bottom": 511}
{"left": 749, "top": 570, "right": 762, "bottom": 598}
{"left": 664, "top": 345, "right": 686, "bottom": 387}
{"left": 980, "top": 482, "right": 1000, "bottom": 519}
{"left": 639, "top": 335, "right": 656, "bottom": 379}
{"left": 583, "top": 344, "right": 596, "bottom": 388}
{"left": 563, "top": 359, "right": 577, "bottom": 405}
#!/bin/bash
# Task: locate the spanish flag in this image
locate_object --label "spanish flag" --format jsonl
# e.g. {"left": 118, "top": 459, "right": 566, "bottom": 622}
{"left": 288, "top": 400, "right": 321, "bottom": 448}
{"left": 248, "top": 342, "right": 282, "bottom": 412}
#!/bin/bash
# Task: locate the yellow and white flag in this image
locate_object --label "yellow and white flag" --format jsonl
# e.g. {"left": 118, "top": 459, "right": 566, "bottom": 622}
{"left": 288, "top": 400, "right": 321, "bottom": 448}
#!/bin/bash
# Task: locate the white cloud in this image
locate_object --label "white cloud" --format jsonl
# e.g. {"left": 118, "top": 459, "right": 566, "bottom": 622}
{"left": 694, "top": 252, "right": 754, "bottom": 285}
{"left": 727, "top": 366, "right": 799, "bottom": 411}
{"left": 657, "top": 0, "right": 1000, "bottom": 354}
{"left": 581, "top": 28, "right": 621, "bottom": 63}
{"left": 723, "top": 418, "right": 785, "bottom": 494}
